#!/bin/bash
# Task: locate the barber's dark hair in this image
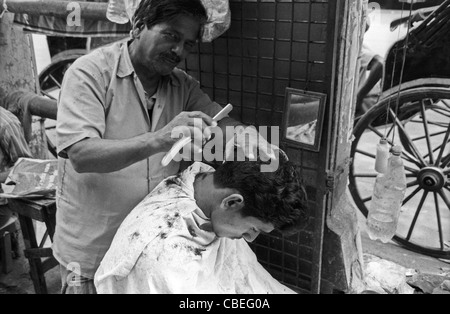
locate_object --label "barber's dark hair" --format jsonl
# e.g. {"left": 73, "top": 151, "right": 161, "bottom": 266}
{"left": 213, "top": 157, "right": 310, "bottom": 235}
{"left": 133, "top": 0, "right": 208, "bottom": 40}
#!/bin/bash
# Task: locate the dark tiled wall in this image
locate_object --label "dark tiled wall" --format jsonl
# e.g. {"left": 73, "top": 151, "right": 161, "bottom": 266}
{"left": 181, "top": 0, "right": 332, "bottom": 293}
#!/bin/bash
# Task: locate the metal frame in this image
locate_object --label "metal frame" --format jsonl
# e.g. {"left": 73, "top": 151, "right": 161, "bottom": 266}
{"left": 281, "top": 87, "right": 327, "bottom": 152}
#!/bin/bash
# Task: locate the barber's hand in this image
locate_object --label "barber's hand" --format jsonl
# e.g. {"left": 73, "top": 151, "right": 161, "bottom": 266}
{"left": 225, "top": 125, "right": 278, "bottom": 161}
{"left": 156, "top": 111, "right": 217, "bottom": 151}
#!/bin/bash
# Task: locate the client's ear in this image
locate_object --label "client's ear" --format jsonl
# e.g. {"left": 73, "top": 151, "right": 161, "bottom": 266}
{"left": 131, "top": 21, "right": 145, "bottom": 39}
{"left": 221, "top": 194, "right": 244, "bottom": 211}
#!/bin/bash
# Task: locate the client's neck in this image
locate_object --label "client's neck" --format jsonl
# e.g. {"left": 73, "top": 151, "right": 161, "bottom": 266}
{"left": 193, "top": 172, "right": 216, "bottom": 218}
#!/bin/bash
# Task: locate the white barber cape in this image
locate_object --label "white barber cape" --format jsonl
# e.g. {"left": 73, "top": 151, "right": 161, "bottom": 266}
{"left": 94, "top": 162, "right": 296, "bottom": 294}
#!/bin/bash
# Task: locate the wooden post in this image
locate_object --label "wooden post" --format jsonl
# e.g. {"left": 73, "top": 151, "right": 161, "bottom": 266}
{"left": 0, "top": 12, "right": 48, "bottom": 159}
{"left": 0, "top": 13, "right": 37, "bottom": 100}
{"left": 322, "top": 0, "right": 369, "bottom": 294}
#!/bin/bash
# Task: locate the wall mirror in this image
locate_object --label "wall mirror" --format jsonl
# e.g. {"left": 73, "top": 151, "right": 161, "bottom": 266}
{"left": 281, "top": 88, "right": 327, "bottom": 152}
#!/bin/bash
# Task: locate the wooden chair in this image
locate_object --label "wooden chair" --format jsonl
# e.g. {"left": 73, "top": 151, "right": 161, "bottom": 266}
{"left": 8, "top": 198, "right": 57, "bottom": 294}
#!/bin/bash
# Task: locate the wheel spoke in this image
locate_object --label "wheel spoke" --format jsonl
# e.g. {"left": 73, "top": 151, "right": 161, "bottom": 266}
{"left": 48, "top": 74, "right": 62, "bottom": 88}
{"left": 355, "top": 149, "right": 376, "bottom": 159}
{"left": 435, "top": 124, "right": 450, "bottom": 166}
{"left": 354, "top": 171, "right": 416, "bottom": 179}
{"left": 441, "top": 153, "right": 450, "bottom": 168}
{"left": 389, "top": 109, "right": 427, "bottom": 167}
{"left": 402, "top": 155, "right": 423, "bottom": 170}
{"left": 442, "top": 100, "right": 450, "bottom": 110}
{"left": 433, "top": 193, "right": 445, "bottom": 251}
{"left": 402, "top": 186, "right": 422, "bottom": 206}
{"left": 385, "top": 123, "right": 396, "bottom": 139}
{"left": 421, "top": 101, "right": 436, "bottom": 164}
{"left": 361, "top": 196, "right": 372, "bottom": 203}
{"left": 404, "top": 166, "right": 419, "bottom": 175}
{"left": 438, "top": 190, "right": 450, "bottom": 213}
{"left": 406, "top": 191, "right": 428, "bottom": 241}
{"left": 431, "top": 108, "right": 450, "bottom": 118}
{"left": 412, "top": 130, "right": 447, "bottom": 141}
{"left": 410, "top": 120, "right": 449, "bottom": 128}
{"left": 424, "top": 140, "right": 450, "bottom": 160}
{"left": 368, "top": 124, "right": 388, "bottom": 139}
{"left": 40, "top": 90, "right": 57, "bottom": 100}
{"left": 407, "top": 180, "right": 419, "bottom": 188}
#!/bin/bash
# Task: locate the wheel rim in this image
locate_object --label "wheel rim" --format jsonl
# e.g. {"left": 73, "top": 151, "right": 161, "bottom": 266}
{"left": 349, "top": 87, "right": 450, "bottom": 259}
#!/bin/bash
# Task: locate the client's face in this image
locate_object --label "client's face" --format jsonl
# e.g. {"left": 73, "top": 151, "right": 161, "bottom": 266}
{"left": 210, "top": 209, "right": 274, "bottom": 243}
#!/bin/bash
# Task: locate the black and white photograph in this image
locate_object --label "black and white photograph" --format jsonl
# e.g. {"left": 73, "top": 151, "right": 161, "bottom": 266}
{"left": 0, "top": 0, "right": 449, "bottom": 301}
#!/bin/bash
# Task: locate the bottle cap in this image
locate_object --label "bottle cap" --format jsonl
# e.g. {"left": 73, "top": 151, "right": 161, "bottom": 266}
{"left": 380, "top": 138, "right": 388, "bottom": 145}
{"left": 391, "top": 145, "right": 402, "bottom": 156}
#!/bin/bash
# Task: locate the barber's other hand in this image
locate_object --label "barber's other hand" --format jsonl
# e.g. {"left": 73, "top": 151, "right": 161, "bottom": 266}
{"left": 156, "top": 111, "right": 217, "bottom": 151}
{"left": 225, "top": 125, "right": 278, "bottom": 161}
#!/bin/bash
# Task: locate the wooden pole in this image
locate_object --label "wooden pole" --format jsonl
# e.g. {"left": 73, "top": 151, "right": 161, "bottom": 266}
{"left": 323, "top": 0, "right": 368, "bottom": 294}
{"left": 6, "top": 0, "right": 109, "bottom": 21}
{"left": 0, "top": 12, "right": 48, "bottom": 158}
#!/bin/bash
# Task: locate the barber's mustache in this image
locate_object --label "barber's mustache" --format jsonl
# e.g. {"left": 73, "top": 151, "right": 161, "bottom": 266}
{"left": 160, "top": 52, "right": 181, "bottom": 64}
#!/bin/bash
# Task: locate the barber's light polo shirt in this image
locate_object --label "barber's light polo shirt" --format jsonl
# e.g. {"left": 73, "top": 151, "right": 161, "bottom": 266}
{"left": 54, "top": 40, "right": 223, "bottom": 278}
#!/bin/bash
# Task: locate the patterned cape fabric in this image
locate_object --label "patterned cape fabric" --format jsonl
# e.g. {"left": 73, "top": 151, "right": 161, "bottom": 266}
{"left": 95, "top": 162, "right": 296, "bottom": 294}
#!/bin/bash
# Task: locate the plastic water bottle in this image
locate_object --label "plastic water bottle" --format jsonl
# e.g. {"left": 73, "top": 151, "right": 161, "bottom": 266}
{"left": 366, "top": 146, "right": 407, "bottom": 243}
{"left": 106, "top": 0, "right": 130, "bottom": 24}
{"left": 374, "top": 138, "right": 389, "bottom": 174}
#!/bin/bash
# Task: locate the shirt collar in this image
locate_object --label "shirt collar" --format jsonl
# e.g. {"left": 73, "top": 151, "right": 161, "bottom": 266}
{"left": 116, "top": 40, "right": 135, "bottom": 78}
{"left": 117, "top": 39, "right": 180, "bottom": 87}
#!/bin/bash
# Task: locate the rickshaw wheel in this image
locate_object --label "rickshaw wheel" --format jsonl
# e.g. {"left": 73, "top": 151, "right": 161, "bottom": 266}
{"left": 349, "top": 86, "right": 450, "bottom": 259}
{"left": 38, "top": 49, "right": 86, "bottom": 157}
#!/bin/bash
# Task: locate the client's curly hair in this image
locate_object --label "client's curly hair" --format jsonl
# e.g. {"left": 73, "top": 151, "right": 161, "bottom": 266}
{"left": 213, "top": 156, "right": 309, "bottom": 235}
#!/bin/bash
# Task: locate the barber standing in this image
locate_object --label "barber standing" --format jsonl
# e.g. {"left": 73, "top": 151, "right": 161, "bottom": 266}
{"left": 54, "top": 0, "right": 276, "bottom": 294}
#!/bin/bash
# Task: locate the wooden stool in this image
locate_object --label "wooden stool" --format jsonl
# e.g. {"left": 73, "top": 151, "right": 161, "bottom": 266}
{"left": 0, "top": 215, "right": 18, "bottom": 274}
{"left": 8, "top": 198, "right": 57, "bottom": 294}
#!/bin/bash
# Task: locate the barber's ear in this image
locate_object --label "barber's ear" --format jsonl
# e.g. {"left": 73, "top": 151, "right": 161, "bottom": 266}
{"left": 221, "top": 194, "right": 244, "bottom": 210}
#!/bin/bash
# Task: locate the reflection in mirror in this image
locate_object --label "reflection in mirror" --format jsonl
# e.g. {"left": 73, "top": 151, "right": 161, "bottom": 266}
{"left": 282, "top": 88, "right": 327, "bottom": 152}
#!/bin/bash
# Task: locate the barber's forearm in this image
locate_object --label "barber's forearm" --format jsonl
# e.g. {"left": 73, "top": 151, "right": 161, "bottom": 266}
{"left": 66, "top": 133, "right": 165, "bottom": 173}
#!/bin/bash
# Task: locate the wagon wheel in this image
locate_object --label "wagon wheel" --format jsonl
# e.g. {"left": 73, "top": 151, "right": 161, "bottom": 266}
{"left": 38, "top": 49, "right": 86, "bottom": 157}
{"left": 349, "top": 86, "right": 450, "bottom": 259}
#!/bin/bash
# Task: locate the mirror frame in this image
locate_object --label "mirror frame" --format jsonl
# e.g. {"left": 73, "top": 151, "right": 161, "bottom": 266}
{"left": 281, "top": 88, "right": 327, "bottom": 152}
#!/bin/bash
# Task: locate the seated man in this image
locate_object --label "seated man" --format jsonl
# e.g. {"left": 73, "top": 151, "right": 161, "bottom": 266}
{"left": 94, "top": 158, "right": 309, "bottom": 294}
